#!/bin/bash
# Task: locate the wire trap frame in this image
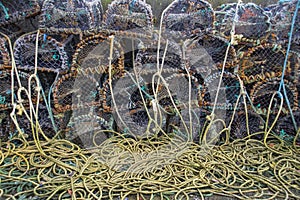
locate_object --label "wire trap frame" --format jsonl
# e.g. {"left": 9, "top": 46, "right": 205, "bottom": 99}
{"left": 39, "top": 0, "right": 103, "bottom": 34}
{"left": 0, "top": 0, "right": 40, "bottom": 26}
{"left": 104, "top": 0, "right": 153, "bottom": 33}
{"left": 162, "top": 0, "right": 215, "bottom": 38}
{"left": 14, "top": 33, "right": 69, "bottom": 73}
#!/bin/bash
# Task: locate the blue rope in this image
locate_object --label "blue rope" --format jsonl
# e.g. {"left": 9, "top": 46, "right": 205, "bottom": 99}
{"left": 278, "top": 0, "right": 300, "bottom": 132}
{"left": 0, "top": 2, "right": 9, "bottom": 20}
{"left": 37, "top": 73, "right": 59, "bottom": 133}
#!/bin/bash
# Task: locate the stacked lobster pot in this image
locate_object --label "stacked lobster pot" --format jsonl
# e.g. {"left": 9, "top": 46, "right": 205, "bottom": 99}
{"left": 0, "top": 0, "right": 299, "bottom": 145}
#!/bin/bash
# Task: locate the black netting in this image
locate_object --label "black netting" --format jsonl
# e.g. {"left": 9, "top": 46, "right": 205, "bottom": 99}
{"left": 276, "top": 111, "right": 300, "bottom": 143}
{"left": 0, "top": 0, "right": 40, "bottom": 26}
{"left": 270, "top": 0, "right": 300, "bottom": 43}
{"left": 162, "top": 0, "right": 214, "bottom": 38}
{"left": 186, "top": 34, "right": 237, "bottom": 73}
{"left": 14, "top": 33, "right": 69, "bottom": 73}
{"left": 239, "top": 43, "right": 299, "bottom": 84}
{"left": 215, "top": 3, "right": 271, "bottom": 40}
{"left": 201, "top": 70, "right": 243, "bottom": 111}
{"left": 104, "top": 0, "right": 153, "bottom": 32}
{"left": 230, "top": 111, "right": 264, "bottom": 140}
{"left": 63, "top": 107, "right": 111, "bottom": 147}
{"left": 40, "top": 0, "right": 103, "bottom": 34}
{"left": 0, "top": 110, "right": 12, "bottom": 141}
{"left": 250, "top": 78, "right": 298, "bottom": 115}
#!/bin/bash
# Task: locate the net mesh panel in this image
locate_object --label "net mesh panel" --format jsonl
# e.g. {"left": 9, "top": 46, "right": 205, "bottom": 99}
{"left": 71, "top": 33, "right": 124, "bottom": 79}
{"left": 52, "top": 72, "right": 102, "bottom": 113}
{"left": 14, "top": 33, "right": 69, "bottom": 73}
{"left": 162, "top": 0, "right": 215, "bottom": 37}
{"left": 239, "top": 43, "right": 300, "bottom": 84}
{"left": 186, "top": 34, "right": 237, "bottom": 72}
{"left": 200, "top": 70, "right": 243, "bottom": 111}
{"left": 276, "top": 111, "right": 300, "bottom": 143}
{"left": 230, "top": 110, "right": 264, "bottom": 140}
{"left": 270, "top": 0, "right": 300, "bottom": 43}
{"left": 63, "top": 107, "right": 111, "bottom": 148}
{"left": 104, "top": 0, "right": 153, "bottom": 32}
{"left": 215, "top": 3, "right": 271, "bottom": 40}
{"left": 250, "top": 78, "right": 298, "bottom": 115}
{"left": 0, "top": 0, "right": 40, "bottom": 26}
{"left": 14, "top": 104, "right": 59, "bottom": 141}
{"left": 0, "top": 36, "right": 10, "bottom": 68}
{"left": 0, "top": 23, "right": 24, "bottom": 42}
{"left": 40, "top": 0, "right": 103, "bottom": 34}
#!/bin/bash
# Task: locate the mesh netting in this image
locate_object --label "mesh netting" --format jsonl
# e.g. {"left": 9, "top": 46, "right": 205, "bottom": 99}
{"left": 104, "top": 0, "right": 153, "bottom": 32}
{"left": 215, "top": 2, "right": 271, "bottom": 41}
{"left": 276, "top": 111, "right": 300, "bottom": 143}
{"left": 52, "top": 72, "right": 102, "bottom": 113}
{"left": 40, "top": 0, "right": 103, "bottom": 34}
{"left": 0, "top": 23, "right": 24, "bottom": 42}
{"left": 162, "top": 0, "right": 215, "bottom": 38}
{"left": 186, "top": 33, "right": 237, "bottom": 72}
{"left": 229, "top": 110, "right": 264, "bottom": 140}
{"left": 200, "top": 70, "right": 243, "bottom": 111}
{"left": 270, "top": 0, "right": 300, "bottom": 43}
{"left": 14, "top": 33, "right": 69, "bottom": 73}
{"left": 239, "top": 43, "right": 300, "bottom": 84}
{"left": 1, "top": 0, "right": 300, "bottom": 199}
{"left": 0, "top": 0, "right": 40, "bottom": 26}
{"left": 63, "top": 107, "right": 111, "bottom": 147}
{"left": 71, "top": 33, "right": 124, "bottom": 77}
{"left": 250, "top": 78, "right": 298, "bottom": 115}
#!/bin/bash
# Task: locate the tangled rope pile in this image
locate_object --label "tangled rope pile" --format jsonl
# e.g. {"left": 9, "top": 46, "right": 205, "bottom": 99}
{"left": 0, "top": 0, "right": 300, "bottom": 199}
{"left": 0, "top": 131, "right": 300, "bottom": 199}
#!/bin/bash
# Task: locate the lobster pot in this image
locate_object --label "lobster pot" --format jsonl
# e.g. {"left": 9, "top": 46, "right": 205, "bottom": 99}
{"left": 52, "top": 72, "right": 102, "bottom": 114}
{"left": 71, "top": 33, "right": 124, "bottom": 82}
{"left": 270, "top": 0, "right": 300, "bottom": 43}
{"left": 14, "top": 33, "right": 69, "bottom": 73}
{"left": 215, "top": 3, "right": 270, "bottom": 41}
{"left": 39, "top": 0, "right": 103, "bottom": 34}
{"left": 0, "top": 0, "right": 40, "bottom": 26}
{"left": 239, "top": 43, "right": 300, "bottom": 85}
{"left": 135, "top": 40, "right": 183, "bottom": 71}
{"left": 162, "top": 0, "right": 215, "bottom": 38}
{"left": 104, "top": 0, "right": 153, "bottom": 33}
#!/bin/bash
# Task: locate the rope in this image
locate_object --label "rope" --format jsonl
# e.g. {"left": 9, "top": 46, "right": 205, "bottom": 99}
{"left": 278, "top": 0, "right": 300, "bottom": 132}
